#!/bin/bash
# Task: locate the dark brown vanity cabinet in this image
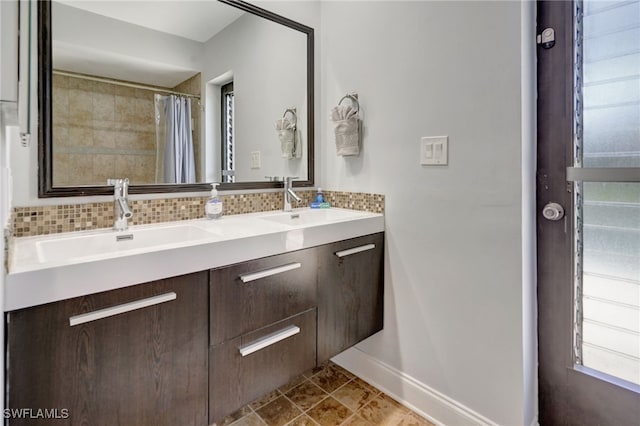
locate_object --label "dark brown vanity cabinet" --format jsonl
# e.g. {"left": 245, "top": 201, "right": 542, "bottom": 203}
{"left": 5, "top": 232, "right": 384, "bottom": 426}
{"left": 317, "top": 233, "right": 385, "bottom": 364}
{"left": 6, "top": 272, "right": 209, "bottom": 426}
{"left": 208, "top": 250, "right": 319, "bottom": 423}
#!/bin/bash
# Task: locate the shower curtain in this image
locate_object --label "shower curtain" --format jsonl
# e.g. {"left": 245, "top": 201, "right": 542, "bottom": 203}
{"left": 154, "top": 94, "right": 196, "bottom": 184}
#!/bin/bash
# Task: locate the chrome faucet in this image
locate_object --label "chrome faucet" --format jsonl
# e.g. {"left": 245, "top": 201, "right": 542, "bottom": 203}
{"left": 283, "top": 176, "right": 302, "bottom": 212}
{"left": 107, "top": 178, "right": 133, "bottom": 231}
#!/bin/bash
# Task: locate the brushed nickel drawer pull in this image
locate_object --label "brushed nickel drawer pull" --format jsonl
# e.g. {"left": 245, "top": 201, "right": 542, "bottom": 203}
{"left": 69, "top": 292, "right": 177, "bottom": 326}
{"left": 239, "top": 325, "right": 301, "bottom": 357}
{"left": 239, "top": 262, "right": 302, "bottom": 283}
{"left": 335, "top": 244, "right": 375, "bottom": 258}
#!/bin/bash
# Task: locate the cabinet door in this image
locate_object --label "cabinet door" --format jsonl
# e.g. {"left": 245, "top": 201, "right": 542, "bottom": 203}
{"left": 317, "top": 233, "right": 384, "bottom": 364}
{"left": 210, "top": 309, "right": 316, "bottom": 424}
{"left": 7, "top": 272, "right": 209, "bottom": 426}
{"left": 210, "top": 248, "right": 317, "bottom": 346}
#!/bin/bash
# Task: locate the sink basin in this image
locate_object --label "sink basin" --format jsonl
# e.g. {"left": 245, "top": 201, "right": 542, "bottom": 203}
{"left": 259, "top": 208, "right": 371, "bottom": 226}
{"left": 193, "top": 215, "right": 290, "bottom": 237}
{"left": 35, "top": 224, "right": 217, "bottom": 263}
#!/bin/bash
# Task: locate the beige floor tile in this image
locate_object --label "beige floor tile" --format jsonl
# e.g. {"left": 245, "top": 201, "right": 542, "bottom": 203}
{"left": 350, "top": 378, "right": 381, "bottom": 396}
{"left": 285, "top": 380, "right": 328, "bottom": 411}
{"left": 256, "top": 396, "right": 303, "bottom": 426}
{"left": 306, "top": 397, "right": 353, "bottom": 426}
{"left": 285, "top": 414, "right": 319, "bottom": 426}
{"left": 397, "top": 412, "right": 436, "bottom": 426}
{"left": 340, "top": 414, "right": 373, "bottom": 425}
{"left": 331, "top": 379, "right": 378, "bottom": 412}
{"left": 328, "top": 363, "right": 355, "bottom": 380}
{"left": 249, "top": 389, "right": 282, "bottom": 410}
{"left": 357, "top": 395, "right": 408, "bottom": 426}
{"left": 310, "top": 365, "right": 351, "bottom": 393}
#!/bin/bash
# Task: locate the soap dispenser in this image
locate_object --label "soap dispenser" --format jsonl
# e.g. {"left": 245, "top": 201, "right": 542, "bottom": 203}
{"left": 205, "top": 183, "right": 223, "bottom": 219}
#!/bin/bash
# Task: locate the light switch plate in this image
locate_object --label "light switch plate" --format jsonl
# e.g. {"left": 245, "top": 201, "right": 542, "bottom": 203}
{"left": 250, "top": 151, "right": 261, "bottom": 169}
{"left": 420, "top": 136, "right": 448, "bottom": 165}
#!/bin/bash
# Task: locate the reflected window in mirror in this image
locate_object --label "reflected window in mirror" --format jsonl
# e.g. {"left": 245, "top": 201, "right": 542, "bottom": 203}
{"left": 39, "top": 0, "right": 314, "bottom": 196}
{"left": 221, "top": 81, "right": 235, "bottom": 183}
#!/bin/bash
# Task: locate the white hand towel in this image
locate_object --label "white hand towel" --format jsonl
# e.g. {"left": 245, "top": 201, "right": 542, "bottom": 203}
{"left": 330, "top": 105, "right": 360, "bottom": 156}
{"left": 275, "top": 118, "right": 296, "bottom": 159}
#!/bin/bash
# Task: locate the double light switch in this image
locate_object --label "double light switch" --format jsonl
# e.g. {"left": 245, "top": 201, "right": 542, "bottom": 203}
{"left": 420, "top": 136, "right": 448, "bottom": 165}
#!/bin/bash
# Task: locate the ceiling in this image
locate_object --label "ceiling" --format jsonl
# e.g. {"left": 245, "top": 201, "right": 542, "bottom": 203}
{"left": 58, "top": 1, "right": 245, "bottom": 43}
{"left": 53, "top": 1, "right": 246, "bottom": 87}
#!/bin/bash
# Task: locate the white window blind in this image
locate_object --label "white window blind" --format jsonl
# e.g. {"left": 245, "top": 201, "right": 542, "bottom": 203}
{"left": 576, "top": 0, "right": 640, "bottom": 386}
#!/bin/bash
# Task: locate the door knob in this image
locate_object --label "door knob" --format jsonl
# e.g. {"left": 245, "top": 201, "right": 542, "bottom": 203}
{"left": 542, "top": 202, "right": 564, "bottom": 221}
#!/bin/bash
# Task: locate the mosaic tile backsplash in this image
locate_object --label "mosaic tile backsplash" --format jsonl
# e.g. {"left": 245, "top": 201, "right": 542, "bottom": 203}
{"left": 11, "top": 191, "right": 384, "bottom": 238}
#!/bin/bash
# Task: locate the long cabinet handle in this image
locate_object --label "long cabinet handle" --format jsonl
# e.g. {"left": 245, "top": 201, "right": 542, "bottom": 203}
{"left": 239, "top": 262, "right": 301, "bottom": 283}
{"left": 335, "top": 243, "right": 375, "bottom": 258}
{"left": 239, "top": 325, "right": 301, "bottom": 357}
{"left": 69, "top": 292, "right": 177, "bottom": 327}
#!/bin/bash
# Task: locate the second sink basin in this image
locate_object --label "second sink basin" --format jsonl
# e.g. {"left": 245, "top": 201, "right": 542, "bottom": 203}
{"left": 259, "top": 208, "right": 371, "bottom": 226}
{"left": 35, "top": 224, "right": 217, "bottom": 263}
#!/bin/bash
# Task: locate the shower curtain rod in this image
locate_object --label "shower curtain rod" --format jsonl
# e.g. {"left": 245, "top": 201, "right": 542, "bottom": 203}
{"left": 53, "top": 70, "right": 201, "bottom": 100}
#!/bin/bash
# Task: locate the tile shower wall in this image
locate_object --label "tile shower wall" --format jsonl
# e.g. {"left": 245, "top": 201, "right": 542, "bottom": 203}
{"left": 52, "top": 73, "right": 202, "bottom": 186}
{"left": 10, "top": 191, "right": 384, "bottom": 237}
{"left": 52, "top": 73, "right": 156, "bottom": 185}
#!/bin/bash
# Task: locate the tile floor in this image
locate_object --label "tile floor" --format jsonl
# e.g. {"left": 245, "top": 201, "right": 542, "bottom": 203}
{"left": 214, "top": 362, "right": 436, "bottom": 426}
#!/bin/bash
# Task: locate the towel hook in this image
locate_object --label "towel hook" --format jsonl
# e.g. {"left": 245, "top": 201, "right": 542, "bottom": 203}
{"left": 338, "top": 93, "right": 359, "bottom": 113}
{"left": 283, "top": 107, "right": 297, "bottom": 128}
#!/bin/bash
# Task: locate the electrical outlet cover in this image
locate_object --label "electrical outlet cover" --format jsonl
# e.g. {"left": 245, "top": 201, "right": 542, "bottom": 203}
{"left": 250, "top": 151, "right": 261, "bottom": 169}
{"left": 420, "top": 136, "right": 448, "bottom": 165}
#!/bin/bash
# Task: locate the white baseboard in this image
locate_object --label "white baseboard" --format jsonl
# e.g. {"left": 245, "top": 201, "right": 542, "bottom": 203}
{"left": 332, "top": 348, "right": 499, "bottom": 426}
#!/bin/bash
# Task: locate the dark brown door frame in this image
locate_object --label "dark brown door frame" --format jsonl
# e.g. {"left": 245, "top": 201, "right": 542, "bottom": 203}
{"left": 536, "top": 1, "right": 640, "bottom": 424}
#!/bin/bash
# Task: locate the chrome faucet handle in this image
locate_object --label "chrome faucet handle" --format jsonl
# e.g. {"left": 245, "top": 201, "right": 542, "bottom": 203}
{"left": 107, "top": 178, "right": 129, "bottom": 190}
{"left": 107, "top": 178, "right": 133, "bottom": 230}
{"left": 107, "top": 178, "right": 123, "bottom": 196}
{"left": 284, "top": 176, "right": 299, "bottom": 185}
{"left": 121, "top": 178, "right": 129, "bottom": 196}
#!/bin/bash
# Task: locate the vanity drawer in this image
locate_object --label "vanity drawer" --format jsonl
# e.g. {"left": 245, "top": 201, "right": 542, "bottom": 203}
{"left": 209, "top": 248, "right": 317, "bottom": 346}
{"left": 209, "top": 308, "right": 316, "bottom": 424}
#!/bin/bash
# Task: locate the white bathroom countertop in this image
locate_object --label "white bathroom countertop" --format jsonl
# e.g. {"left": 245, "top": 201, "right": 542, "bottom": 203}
{"left": 5, "top": 208, "right": 384, "bottom": 311}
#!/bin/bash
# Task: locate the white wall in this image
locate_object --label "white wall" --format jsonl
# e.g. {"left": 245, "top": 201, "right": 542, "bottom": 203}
{"left": 316, "top": 1, "right": 536, "bottom": 425}
{"left": 202, "top": 11, "right": 307, "bottom": 182}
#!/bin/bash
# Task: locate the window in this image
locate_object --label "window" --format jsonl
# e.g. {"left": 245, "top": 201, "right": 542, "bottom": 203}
{"left": 574, "top": 0, "right": 640, "bottom": 386}
{"left": 221, "top": 81, "right": 234, "bottom": 183}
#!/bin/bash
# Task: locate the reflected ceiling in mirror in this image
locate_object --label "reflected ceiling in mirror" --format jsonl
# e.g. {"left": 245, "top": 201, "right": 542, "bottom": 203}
{"left": 39, "top": 0, "right": 314, "bottom": 197}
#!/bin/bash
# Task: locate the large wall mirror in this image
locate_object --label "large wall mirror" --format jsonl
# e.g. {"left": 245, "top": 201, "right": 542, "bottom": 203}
{"left": 38, "top": 0, "right": 314, "bottom": 197}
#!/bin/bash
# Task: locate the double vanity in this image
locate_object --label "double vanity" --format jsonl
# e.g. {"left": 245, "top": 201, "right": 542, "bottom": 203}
{"left": 5, "top": 208, "right": 384, "bottom": 425}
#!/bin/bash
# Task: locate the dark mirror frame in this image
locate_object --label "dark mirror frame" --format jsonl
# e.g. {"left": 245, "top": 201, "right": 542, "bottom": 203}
{"left": 38, "top": 0, "right": 314, "bottom": 197}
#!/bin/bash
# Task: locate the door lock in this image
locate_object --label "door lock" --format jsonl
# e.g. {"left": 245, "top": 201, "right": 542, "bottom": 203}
{"left": 542, "top": 202, "right": 565, "bottom": 221}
